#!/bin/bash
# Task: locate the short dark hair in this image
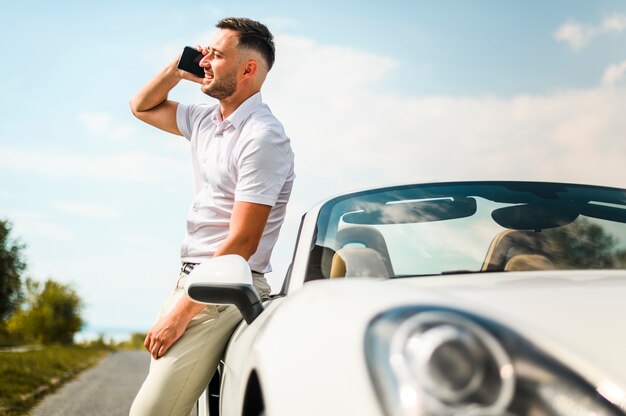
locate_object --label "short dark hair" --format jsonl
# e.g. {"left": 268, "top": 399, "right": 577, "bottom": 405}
{"left": 216, "top": 17, "right": 275, "bottom": 71}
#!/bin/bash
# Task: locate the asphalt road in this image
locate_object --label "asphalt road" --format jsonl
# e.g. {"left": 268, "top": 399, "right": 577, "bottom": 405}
{"left": 31, "top": 350, "right": 151, "bottom": 416}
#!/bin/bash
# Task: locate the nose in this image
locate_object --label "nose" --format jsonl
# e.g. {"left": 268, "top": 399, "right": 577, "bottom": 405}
{"left": 199, "top": 54, "right": 211, "bottom": 68}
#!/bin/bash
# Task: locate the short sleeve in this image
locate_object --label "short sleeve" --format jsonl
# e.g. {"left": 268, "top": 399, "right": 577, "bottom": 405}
{"left": 177, "top": 103, "right": 213, "bottom": 142}
{"left": 235, "top": 129, "right": 294, "bottom": 207}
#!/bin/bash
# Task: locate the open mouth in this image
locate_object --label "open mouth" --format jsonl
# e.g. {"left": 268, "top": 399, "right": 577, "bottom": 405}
{"left": 203, "top": 72, "right": 214, "bottom": 82}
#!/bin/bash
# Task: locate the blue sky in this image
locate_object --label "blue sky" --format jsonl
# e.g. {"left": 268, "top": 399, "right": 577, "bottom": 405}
{"left": 1, "top": 1, "right": 625, "bottom": 333}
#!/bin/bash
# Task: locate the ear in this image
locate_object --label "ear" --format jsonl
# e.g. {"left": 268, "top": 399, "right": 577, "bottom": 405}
{"left": 241, "top": 60, "right": 258, "bottom": 80}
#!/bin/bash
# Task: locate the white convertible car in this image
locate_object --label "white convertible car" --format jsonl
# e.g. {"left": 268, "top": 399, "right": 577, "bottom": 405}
{"left": 185, "top": 181, "right": 626, "bottom": 416}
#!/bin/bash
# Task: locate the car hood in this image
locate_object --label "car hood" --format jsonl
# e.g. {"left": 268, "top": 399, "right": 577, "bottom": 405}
{"left": 255, "top": 271, "right": 626, "bottom": 415}
{"left": 387, "top": 269, "right": 626, "bottom": 396}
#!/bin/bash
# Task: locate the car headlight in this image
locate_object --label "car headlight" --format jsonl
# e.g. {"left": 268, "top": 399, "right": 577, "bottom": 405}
{"left": 365, "top": 307, "right": 624, "bottom": 416}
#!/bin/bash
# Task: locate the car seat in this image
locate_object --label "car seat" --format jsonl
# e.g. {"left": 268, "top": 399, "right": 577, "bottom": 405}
{"left": 482, "top": 230, "right": 553, "bottom": 272}
{"left": 330, "top": 226, "right": 394, "bottom": 278}
{"left": 504, "top": 254, "right": 556, "bottom": 271}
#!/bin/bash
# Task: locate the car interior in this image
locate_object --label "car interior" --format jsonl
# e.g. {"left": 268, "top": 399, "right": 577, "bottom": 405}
{"left": 481, "top": 230, "right": 556, "bottom": 272}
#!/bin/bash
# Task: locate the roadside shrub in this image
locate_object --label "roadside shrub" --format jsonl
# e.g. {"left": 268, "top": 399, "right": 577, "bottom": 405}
{"left": 7, "top": 279, "right": 83, "bottom": 345}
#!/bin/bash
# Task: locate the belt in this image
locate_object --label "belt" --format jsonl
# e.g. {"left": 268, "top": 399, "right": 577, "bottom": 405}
{"left": 181, "top": 262, "right": 264, "bottom": 276}
{"left": 181, "top": 262, "right": 199, "bottom": 275}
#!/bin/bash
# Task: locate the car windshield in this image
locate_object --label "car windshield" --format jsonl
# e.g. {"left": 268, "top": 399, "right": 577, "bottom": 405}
{"left": 305, "top": 182, "right": 626, "bottom": 280}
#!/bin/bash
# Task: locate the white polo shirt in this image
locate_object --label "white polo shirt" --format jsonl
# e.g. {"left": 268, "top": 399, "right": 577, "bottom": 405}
{"left": 176, "top": 92, "right": 295, "bottom": 273}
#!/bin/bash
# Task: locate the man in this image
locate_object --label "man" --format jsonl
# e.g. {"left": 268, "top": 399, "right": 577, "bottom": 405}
{"left": 128, "top": 17, "right": 295, "bottom": 416}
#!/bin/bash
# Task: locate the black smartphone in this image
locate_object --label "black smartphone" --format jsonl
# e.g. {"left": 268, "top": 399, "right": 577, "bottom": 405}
{"left": 177, "top": 46, "right": 205, "bottom": 78}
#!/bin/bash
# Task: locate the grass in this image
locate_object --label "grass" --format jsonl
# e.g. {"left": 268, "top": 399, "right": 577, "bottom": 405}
{"left": 0, "top": 345, "right": 108, "bottom": 415}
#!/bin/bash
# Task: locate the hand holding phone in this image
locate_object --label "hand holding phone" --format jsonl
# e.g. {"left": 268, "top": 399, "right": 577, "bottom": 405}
{"left": 177, "top": 46, "right": 205, "bottom": 78}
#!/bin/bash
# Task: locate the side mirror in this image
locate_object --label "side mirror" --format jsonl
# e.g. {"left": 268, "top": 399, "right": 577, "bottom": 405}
{"left": 184, "top": 255, "right": 265, "bottom": 324}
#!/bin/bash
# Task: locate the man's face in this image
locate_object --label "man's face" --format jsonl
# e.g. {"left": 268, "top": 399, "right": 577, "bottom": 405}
{"left": 199, "top": 29, "right": 241, "bottom": 100}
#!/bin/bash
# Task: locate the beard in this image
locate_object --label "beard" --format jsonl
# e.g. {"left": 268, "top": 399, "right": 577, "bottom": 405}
{"left": 201, "top": 67, "right": 238, "bottom": 100}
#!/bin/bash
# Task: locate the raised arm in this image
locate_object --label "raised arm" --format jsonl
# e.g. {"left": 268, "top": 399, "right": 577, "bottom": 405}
{"left": 129, "top": 50, "right": 204, "bottom": 135}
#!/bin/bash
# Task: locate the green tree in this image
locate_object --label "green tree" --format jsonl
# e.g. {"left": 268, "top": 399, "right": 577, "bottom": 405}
{"left": 8, "top": 278, "right": 83, "bottom": 344}
{"left": 545, "top": 218, "right": 626, "bottom": 269}
{"left": 0, "top": 219, "right": 26, "bottom": 323}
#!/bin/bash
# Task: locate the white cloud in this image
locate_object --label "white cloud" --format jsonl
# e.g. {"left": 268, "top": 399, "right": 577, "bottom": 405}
{"left": 602, "top": 14, "right": 626, "bottom": 32}
{"left": 109, "top": 125, "right": 135, "bottom": 140}
{"left": 0, "top": 147, "right": 189, "bottom": 183}
{"left": 554, "top": 13, "right": 626, "bottom": 50}
{"left": 78, "top": 111, "right": 112, "bottom": 134}
{"left": 52, "top": 201, "right": 120, "bottom": 219}
{"left": 554, "top": 21, "right": 594, "bottom": 50}
{"left": 263, "top": 16, "right": 299, "bottom": 31}
{"left": 261, "top": 35, "right": 626, "bottom": 197}
{"left": 3, "top": 209, "right": 74, "bottom": 242}
{"left": 77, "top": 110, "right": 135, "bottom": 141}
{"left": 602, "top": 60, "right": 626, "bottom": 86}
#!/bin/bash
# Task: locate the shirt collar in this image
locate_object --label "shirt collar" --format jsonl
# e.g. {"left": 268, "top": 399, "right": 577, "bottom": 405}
{"left": 210, "top": 92, "right": 263, "bottom": 131}
{"left": 228, "top": 92, "right": 263, "bottom": 129}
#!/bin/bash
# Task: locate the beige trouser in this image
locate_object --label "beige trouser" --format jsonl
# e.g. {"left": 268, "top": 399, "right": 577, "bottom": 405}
{"left": 130, "top": 271, "right": 270, "bottom": 416}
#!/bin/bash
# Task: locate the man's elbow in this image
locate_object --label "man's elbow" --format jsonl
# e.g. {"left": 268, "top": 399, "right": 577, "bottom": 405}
{"left": 129, "top": 98, "right": 142, "bottom": 119}
{"left": 129, "top": 99, "right": 153, "bottom": 124}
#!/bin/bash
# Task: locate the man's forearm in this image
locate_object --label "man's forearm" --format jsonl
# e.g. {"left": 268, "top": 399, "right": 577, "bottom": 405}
{"left": 130, "top": 61, "right": 181, "bottom": 114}
{"left": 173, "top": 295, "right": 207, "bottom": 322}
{"left": 161, "top": 235, "right": 256, "bottom": 341}
{"left": 213, "top": 234, "right": 258, "bottom": 260}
